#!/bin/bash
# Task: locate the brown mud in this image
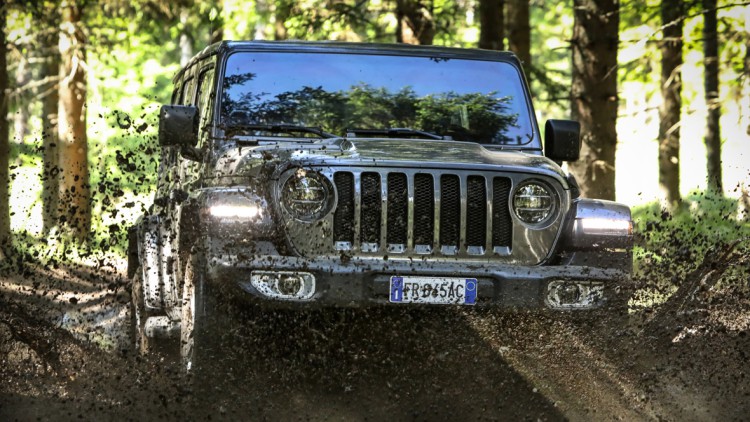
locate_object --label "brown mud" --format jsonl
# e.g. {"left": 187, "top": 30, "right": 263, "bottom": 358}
{"left": 1, "top": 254, "right": 748, "bottom": 421}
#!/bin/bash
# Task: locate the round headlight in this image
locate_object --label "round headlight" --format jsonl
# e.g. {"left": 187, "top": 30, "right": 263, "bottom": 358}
{"left": 281, "top": 170, "right": 333, "bottom": 221}
{"left": 513, "top": 182, "right": 555, "bottom": 224}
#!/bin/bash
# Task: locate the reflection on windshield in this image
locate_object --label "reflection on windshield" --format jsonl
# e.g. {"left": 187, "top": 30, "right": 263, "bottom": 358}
{"left": 221, "top": 52, "right": 533, "bottom": 145}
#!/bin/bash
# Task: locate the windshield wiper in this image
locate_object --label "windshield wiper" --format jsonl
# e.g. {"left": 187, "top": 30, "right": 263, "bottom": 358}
{"left": 227, "top": 124, "right": 338, "bottom": 139}
{"left": 346, "top": 127, "right": 445, "bottom": 140}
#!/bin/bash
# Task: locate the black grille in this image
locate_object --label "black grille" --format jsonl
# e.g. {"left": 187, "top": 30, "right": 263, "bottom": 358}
{"left": 387, "top": 173, "right": 408, "bottom": 245}
{"left": 440, "top": 175, "right": 461, "bottom": 248}
{"left": 360, "top": 172, "right": 381, "bottom": 244}
{"left": 332, "top": 171, "right": 513, "bottom": 255}
{"left": 492, "top": 177, "right": 512, "bottom": 247}
{"left": 333, "top": 172, "right": 354, "bottom": 243}
{"left": 466, "top": 176, "right": 487, "bottom": 247}
{"left": 413, "top": 174, "right": 434, "bottom": 246}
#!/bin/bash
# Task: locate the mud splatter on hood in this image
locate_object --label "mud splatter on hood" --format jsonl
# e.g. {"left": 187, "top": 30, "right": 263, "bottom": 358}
{"left": 212, "top": 137, "right": 568, "bottom": 186}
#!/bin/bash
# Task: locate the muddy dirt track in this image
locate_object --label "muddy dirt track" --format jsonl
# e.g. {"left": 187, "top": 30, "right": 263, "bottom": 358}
{"left": 1, "top": 261, "right": 749, "bottom": 421}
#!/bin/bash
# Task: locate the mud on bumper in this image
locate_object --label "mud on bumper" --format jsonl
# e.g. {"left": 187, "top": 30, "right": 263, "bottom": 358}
{"left": 207, "top": 254, "right": 629, "bottom": 310}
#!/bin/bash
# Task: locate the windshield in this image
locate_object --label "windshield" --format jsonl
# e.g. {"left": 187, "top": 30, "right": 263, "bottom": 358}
{"left": 221, "top": 51, "right": 536, "bottom": 145}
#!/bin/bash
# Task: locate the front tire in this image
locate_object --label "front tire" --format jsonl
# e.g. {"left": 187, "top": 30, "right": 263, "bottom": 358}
{"left": 130, "top": 267, "right": 178, "bottom": 358}
{"left": 130, "top": 268, "right": 150, "bottom": 354}
{"left": 181, "top": 251, "right": 224, "bottom": 374}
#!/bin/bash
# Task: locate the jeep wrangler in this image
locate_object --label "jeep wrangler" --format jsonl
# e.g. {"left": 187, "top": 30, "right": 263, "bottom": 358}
{"left": 127, "top": 41, "right": 633, "bottom": 372}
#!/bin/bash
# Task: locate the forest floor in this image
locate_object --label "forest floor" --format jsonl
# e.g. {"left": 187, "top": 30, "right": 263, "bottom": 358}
{"left": 0, "top": 252, "right": 748, "bottom": 421}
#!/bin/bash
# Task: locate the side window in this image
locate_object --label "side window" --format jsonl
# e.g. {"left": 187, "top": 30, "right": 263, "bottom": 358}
{"left": 195, "top": 67, "right": 216, "bottom": 147}
{"left": 170, "top": 81, "right": 181, "bottom": 105}
{"left": 178, "top": 66, "right": 215, "bottom": 188}
{"left": 154, "top": 147, "right": 177, "bottom": 214}
{"left": 180, "top": 76, "right": 195, "bottom": 105}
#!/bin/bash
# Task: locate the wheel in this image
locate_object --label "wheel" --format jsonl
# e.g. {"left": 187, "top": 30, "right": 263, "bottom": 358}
{"left": 129, "top": 268, "right": 150, "bottom": 354}
{"left": 181, "top": 251, "right": 226, "bottom": 374}
{"left": 130, "top": 267, "right": 178, "bottom": 358}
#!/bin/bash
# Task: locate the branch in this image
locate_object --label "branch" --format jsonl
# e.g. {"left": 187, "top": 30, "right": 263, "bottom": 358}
{"left": 631, "top": 1, "right": 750, "bottom": 45}
{"left": 8, "top": 75, "right": 60, "bottom": 97}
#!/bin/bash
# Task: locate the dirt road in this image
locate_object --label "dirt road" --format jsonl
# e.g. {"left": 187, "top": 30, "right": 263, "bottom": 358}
{"left": 1, "top": 262, "right": 748, "bottom": 421}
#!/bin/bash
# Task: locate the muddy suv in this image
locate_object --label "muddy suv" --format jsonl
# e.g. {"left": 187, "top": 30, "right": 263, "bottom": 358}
{"left": 128, "top": 41, "right": 633, "bottom": 371}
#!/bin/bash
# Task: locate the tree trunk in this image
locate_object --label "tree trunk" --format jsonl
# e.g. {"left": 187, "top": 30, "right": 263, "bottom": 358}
{"left": 58, "top": 1, "right": 90, "bottom": 241}
{"left": 744, "top": 8, "right": 750, "bottom": 137}
{"left": 568, "top": 0, "right": 619, "bottom": 201}
{"left": 0, "top": 5, "right": 10, "bottom": 253}
{"left": 41, "top": 28, "right": 60, "bottom": 233}
{"left": 13, "top": 57, "right": 30, "bottom": 143}
{"left": 209, "top": 0, "right": 224, "bottom": 44}
{"left": 478, "top": 0, "right": 504, "bottom": 50}
{"left": 703, "top": 0, "right": 722, "bottom": 195}
{"left": 396, "top": 0, "right": 435, "bottom": 45}
{"left": 658, "top": 0, "right": 683, "bottom": 208}
{"left": 507, "top": 0, "right": 530, "bottom": 67}
{"left": 179, "top": 8, "right": 193, "bottom": 67}
{"left": 274, "top": 1, "right": 292, "bottom": 40}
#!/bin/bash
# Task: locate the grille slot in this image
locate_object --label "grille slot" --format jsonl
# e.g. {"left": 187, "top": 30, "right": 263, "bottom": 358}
{"left": 332, "top": 170, "right": 513, "bottom": 256}
{"left": 440, "top": 175, "right": 461, "bottom": 250}
{"left": 333, "top": 172, "right": 354, "bottom": 244}
{"left": 386, "top": 173, "right": 408, "bottom": 246}
{"left": 413, "top": 174, "right": 435, "bottom": 247}
{"left": 360, "top": 172, "right": 381, "bottom": 247}
{"left": 492, "top": 177, "right": 512, "bottom": 248}
{"left": 466, "top": 176, "right": 487, "bottom": 248}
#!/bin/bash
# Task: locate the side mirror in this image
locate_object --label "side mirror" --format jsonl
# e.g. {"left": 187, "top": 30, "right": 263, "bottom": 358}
{"left": 158, "top": 105, "right": 198, "bottom": 148}
{"left": 544, "top": 119, "right": 580, "bottom": 162}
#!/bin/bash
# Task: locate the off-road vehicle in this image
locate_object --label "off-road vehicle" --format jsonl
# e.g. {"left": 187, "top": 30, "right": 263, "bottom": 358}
{"left": 128, "top": 41, "right": 633, "bottom": 371}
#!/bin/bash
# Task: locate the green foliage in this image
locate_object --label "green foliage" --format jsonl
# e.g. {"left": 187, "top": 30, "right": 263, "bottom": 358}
{"left": 416, "top": 92, "right": 517, "bottom": 142}
{"left": 279, "top": 0, "right": 392, "bottom": 42}
{"left": 632, "top": 192, "right": 750, "bottom": 288}
{"left": 429, "top": 0, "right": 470, "bottom": 46}
{"left": 4, "top": 0, "right": 180, "bottom": 263}
{"left": 527, "top": 0, "right": 574, "bottom": 116}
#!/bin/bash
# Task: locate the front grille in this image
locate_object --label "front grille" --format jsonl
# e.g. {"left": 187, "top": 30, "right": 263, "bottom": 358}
{"left": 332, "top": 170, "right": 513, "bottom": 256}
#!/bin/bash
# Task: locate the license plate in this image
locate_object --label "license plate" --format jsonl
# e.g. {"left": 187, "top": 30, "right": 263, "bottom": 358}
{"left": 389, "top": 276, "right": 477, "bottom": 305}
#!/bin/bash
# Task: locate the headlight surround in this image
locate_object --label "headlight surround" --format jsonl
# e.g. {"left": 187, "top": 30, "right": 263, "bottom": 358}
{"left": 281, "top": 169, "right": 334, "bottom": 222}
{"left": 512, "top": 181, "right": 556, "bottom": 225}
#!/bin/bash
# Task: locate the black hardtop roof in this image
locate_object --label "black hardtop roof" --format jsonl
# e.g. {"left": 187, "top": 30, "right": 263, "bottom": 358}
{"left": 175, "top": 40, "right": 521, "bottom": 81}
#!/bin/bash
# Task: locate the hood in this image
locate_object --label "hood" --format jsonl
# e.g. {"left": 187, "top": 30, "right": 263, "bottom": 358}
{"left": 211, "top": 137, "right": 568, "bottom": 185}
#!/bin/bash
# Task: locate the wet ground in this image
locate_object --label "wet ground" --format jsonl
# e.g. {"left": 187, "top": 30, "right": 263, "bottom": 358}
{"left": 1, "top": 261, "right": 749, "bottom": 421}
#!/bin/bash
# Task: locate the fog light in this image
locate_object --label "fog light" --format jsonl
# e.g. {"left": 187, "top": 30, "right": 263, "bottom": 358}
{"left": 278, "top": 275, "right": 304, "bottom": 296}
{"left": 557, "top": 284, "right": 580, "bottom": 305}
{"left": 250, "top": 271, "right": 315, "bottom": 300}
{"left": 546, "top": 281, "right": 604, "bottom": 309}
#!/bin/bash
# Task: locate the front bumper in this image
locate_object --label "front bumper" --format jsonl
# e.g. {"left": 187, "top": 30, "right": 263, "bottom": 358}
{"left": 207, "top": 254, "right": 628, "bottom": 310}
